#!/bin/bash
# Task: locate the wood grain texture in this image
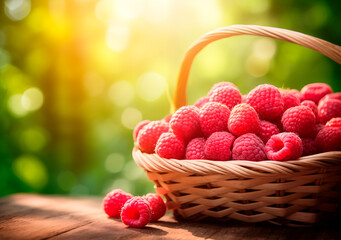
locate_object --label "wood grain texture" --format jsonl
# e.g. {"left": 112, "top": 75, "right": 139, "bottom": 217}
{"left": 0, "top": 194, "right": 340, "bottom": 240}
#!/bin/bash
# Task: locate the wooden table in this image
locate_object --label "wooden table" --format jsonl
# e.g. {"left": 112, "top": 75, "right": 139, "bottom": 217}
{"left": 0, "top": 194, "right": 340, "bottom": 240}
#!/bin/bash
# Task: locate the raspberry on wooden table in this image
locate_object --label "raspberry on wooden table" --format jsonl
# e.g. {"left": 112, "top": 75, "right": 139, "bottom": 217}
{"left": 228, "top": 103, "right": 260, "bottom": 136}
{"left": 199, "top": 102, "right": 231, "bottom": 138}
{"left": 121, "top": 197, "right": 151, "bottom": 228}
{"left": 103, "top": 189, "right": 133, "bottom": 218}
{"left": 137, "top": 121, "right": 169, "bottom": 153}
{"left": 232, "top": 133, "right": 267, "bottom": 161}
{"left": 155, "top": 132, "right": 186, "bottom": 159}
{"left": 281, "top": 105, "right": 316, "bottom": 137}
{"left": 144, "top": 193, "right": 166, "bottom": 222}
{"left": 209, "top": 86, "right": 242, "bottom": 109}
{"left": 205, "top": 132, "right": 235, "bottom": 161}
{"left": 246, "top": 84, "right": 284, "bottom": 121}
{"left": 207, "top": 82, "right": 238, "bottom": 96}
{"left": 186, "top": 137, "right": 206, "bottom": 160}
{"left": 133, "top": 120, "right": 151, "bottom": 141}
{"left": 170, "top": 106, "right": 201, "bottom": 142}
{"left": 318, "top": 98, "right": 341, "bottom": 124}
{"left": 265, "top": 132, "right": 303, "bottom": 161}
{"left": 258, "top": 120, "right": 280, "bottom": 144}
{"left": 301, "top": 83, "right": 332, "bottom": 104}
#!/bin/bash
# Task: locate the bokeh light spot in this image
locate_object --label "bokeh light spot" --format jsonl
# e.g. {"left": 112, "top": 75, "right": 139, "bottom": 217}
{"left": 20, "top": 126, "right": 48, "bottom": 152}
{"left": 105, "top": 153, "right": 125, "bottom": 173}
{"left": 13, "top": 155, "right": 48, "bottom": 189}
{"left": 136, "top": 72, "right": 166, "bottom": 101}
{"left": 114, "top": 0, "right": 143, "bottom": 20}
{"left": 106, "top": 24, "right": 130, "bottom": 52}
{"left": 106, "top": 178, "right": 133, "bottom": 194}
{"left": 121, "top": 107, "right": 142, "bottom": 129}
{"left": 123, "top": 161, "right": 143, "bottom": 180}
{"left": 21, "top": 87, "right": 44, "bottom": 111}
{"left": 252, "top": 38, "right": 277, "bottom": 61}
{"left": 245, "top": 56, "right": 270, "bottom": 78}
{"left": 8, "top": 94, "right": 28, "bottom": 117}
{"left": 5, "top": 0, "right": 31, "bottom": 21}
{"left": 0, "top": 49, "right": 11, "bottom": 69}
{"left": 108, "top": 80, "right": 134, "bottom": 107}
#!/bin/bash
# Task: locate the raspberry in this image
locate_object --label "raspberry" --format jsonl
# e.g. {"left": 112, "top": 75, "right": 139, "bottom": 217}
{"left": 265, "top": 132, "right": 303, "bottom": 161}
{"left": 301, "top": 83, "right": 332, "bottom": 104}
{"left": 144, "top": 193, "right": 166, "bottom": 222}
{"left": 155, "top": 132, "right": 186, "bottom": 159}
{"left": 186, "top": 137, "right": 206, "bottom": 160}
{"left": 204, "top": 132, "right": 235, "bottom": 161}
{"left": 170, "top": 106, "right": 201, "bottom": 142}
{"left": 199, "top": 102, "right": 231, "bottom": 138}
{"left": 209, "top": 86, "right": 242, "bottom": 109}
{"left": 228, "top": 103, "right": 260, "bottom": 136}
{"left": 246, "top": 84, "right": 284, "bottom": 121}
{"left": 162, "top": 114, "right": 172, "bottom": 123}
{"left": 281, "top": 106, "right": 316, "bottom": 137}
{"left": 137, "top": 121, "right": 169, "bottom": 153}
{"left": 318, "top": 98, "right": 341, "bottom": 124}
{"left": 232, "top": 133, "right": 267, "bottom": 161}
{"left": 103, "top": 189, "right": 133, "bottom": 218}
{"left": 241, "top": 95, "right": 247, "bottom": 103}
{"left": 121, "top": 197, "right": 151, "bottom": 228}
{"left": 301, "top": 100, "right": 318, "bottom": 120}
{"left": 306, "top": 123, "right": 324, "bottom": 139}
{"left": 320, "top": 93, "right": 341, "bottom": 105}
{"left": 302, "top": 138, "right": 318, "bottom": 156}
{"left": 258, "top": 120, "right": 280, "bottom": 144}
{"left": 285, "top": 89, "right": 304, "bottom": 102}
{"left": 194, "top": 96, "right": 210, "bottom": 109}
{"left": 133, "top": 120, "right": 151, "bottom": 141}
{"left": 315, "top": 127, "right": 341, "bottom": 152}
{"left": 326, "top": 118, "right": 341, "bottom": 128}
{"left": 281, "top": 91, "right": 300, "bottom": 111}
{"left": 207, "top": 82, "right": 238, "bottom": 96}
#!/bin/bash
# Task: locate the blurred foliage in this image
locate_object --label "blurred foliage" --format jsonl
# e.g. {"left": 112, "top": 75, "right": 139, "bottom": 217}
{"left": 0, "top": 0, "right": 340, "bottom": 197}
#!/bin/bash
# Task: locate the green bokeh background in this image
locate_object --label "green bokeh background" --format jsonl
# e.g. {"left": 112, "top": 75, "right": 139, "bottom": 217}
{"left": 0, "top": 0, "right": 340, "bottom": 197}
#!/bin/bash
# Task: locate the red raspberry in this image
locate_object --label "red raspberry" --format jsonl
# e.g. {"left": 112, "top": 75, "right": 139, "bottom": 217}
{"left": 186, "top": 137, "right": 206, "bottom": 160}
{"left": 103, "top": 189, "right": 133, "bottom": 218}
{"left": 301, "top": 83, "right": 332, "bottom": 104}
{"left": 205, "top": 132, "right": 235, "bottom": 161}
{"left": 241, "top": 95, "right": 247, "bottom": 103}
{"left": 281, "top": 91, "right": 300, "bottom": 111}
{"left": 326, "top": 118, "right": 341, "bottom": 128}
{"left": 258, "top": 120, "right": 280, "bottom": 144}
{"left": 207, "top": 82, "right": 238, "bottom": 96}
{"left": 302, "top": 138, "right": 318, "bottom": 156}
{"left": 315, "top": 127, "right": 341, "bottom": 152}
{"left": 265, "top": 132, "right": 303, "bottom": 161}
{"left": 232, "top": 133, "right": 266, "bottom": 161}
{"left": 133, "top": 120, "right": 151, "bottom": 141}
{"left": 301, "top": 100, "right": 318, "bottom": 120}
{"left": 170, "top": 106, "right": 201, "bottom": 142}
{"left": 318, "top": 98, "right": 341, "bottom": 124}
{"left": 320, "top": 93, "right": 341, "bottom": 105}
{"left": 162, "top": 114, "right": 172, "bottom": 123}
{"left": 144, "top": 193, "right": 166, "bottom": 222}
{"left": 194, "top": 96, "right": 210, "bottom": 109}
{"left": 281, "top": 106, "right": 316, "bottom": 137}
{"left": 155, "top": 132, "right": 186, "bottom": 159}
{"left": 209, "top": 86, "right": 241, "bottom": 109}
{"left": 306, "top": 123, "right": 324, "bottom": 139}
{"left": 199, "top": 102, "right": 230, "bottom": 138}
{"left": 121, "top": 197, "right": 151, "bottom": 228}
{"left": 228, "top": 103, "right": 260, "bottom": 136}
{"left": 137, "top": 121, "right": 169, "bottom": 153}
{"left": 285, "top": 89, "right": 304, "bottom": 102}
{"left": 246, "top": 84, "right": 284, "bottom": 121}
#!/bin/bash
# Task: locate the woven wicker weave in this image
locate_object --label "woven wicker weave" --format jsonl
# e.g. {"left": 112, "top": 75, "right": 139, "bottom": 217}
{"left": 133, "top": 25, "right": 341, "bottom": 226}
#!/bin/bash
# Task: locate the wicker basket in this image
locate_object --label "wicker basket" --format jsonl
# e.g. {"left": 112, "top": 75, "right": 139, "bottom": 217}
{"left": 133, "top": 25, "right": 341, "bottom": 226}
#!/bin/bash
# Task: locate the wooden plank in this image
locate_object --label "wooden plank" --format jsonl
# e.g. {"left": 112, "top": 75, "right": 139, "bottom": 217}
{"left": 0, "top": 194, "right": 340, "bottom": 240}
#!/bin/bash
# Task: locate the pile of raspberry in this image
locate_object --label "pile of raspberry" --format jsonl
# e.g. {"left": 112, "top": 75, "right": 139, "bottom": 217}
{"left": 135, "top": 82, "right": 341, "bottom": 161}
{"left": 103, "top": 189, "right": 166, "bottom": 228}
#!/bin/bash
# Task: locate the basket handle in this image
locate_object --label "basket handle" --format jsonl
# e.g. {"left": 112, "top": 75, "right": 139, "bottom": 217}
{"left": 172, "top": 25, "right": 341, "bottom": 112}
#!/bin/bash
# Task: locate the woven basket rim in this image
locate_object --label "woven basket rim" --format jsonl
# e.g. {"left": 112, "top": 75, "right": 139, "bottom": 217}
{"left": 133, "top": 147, "right": 341, "bottom": 178}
